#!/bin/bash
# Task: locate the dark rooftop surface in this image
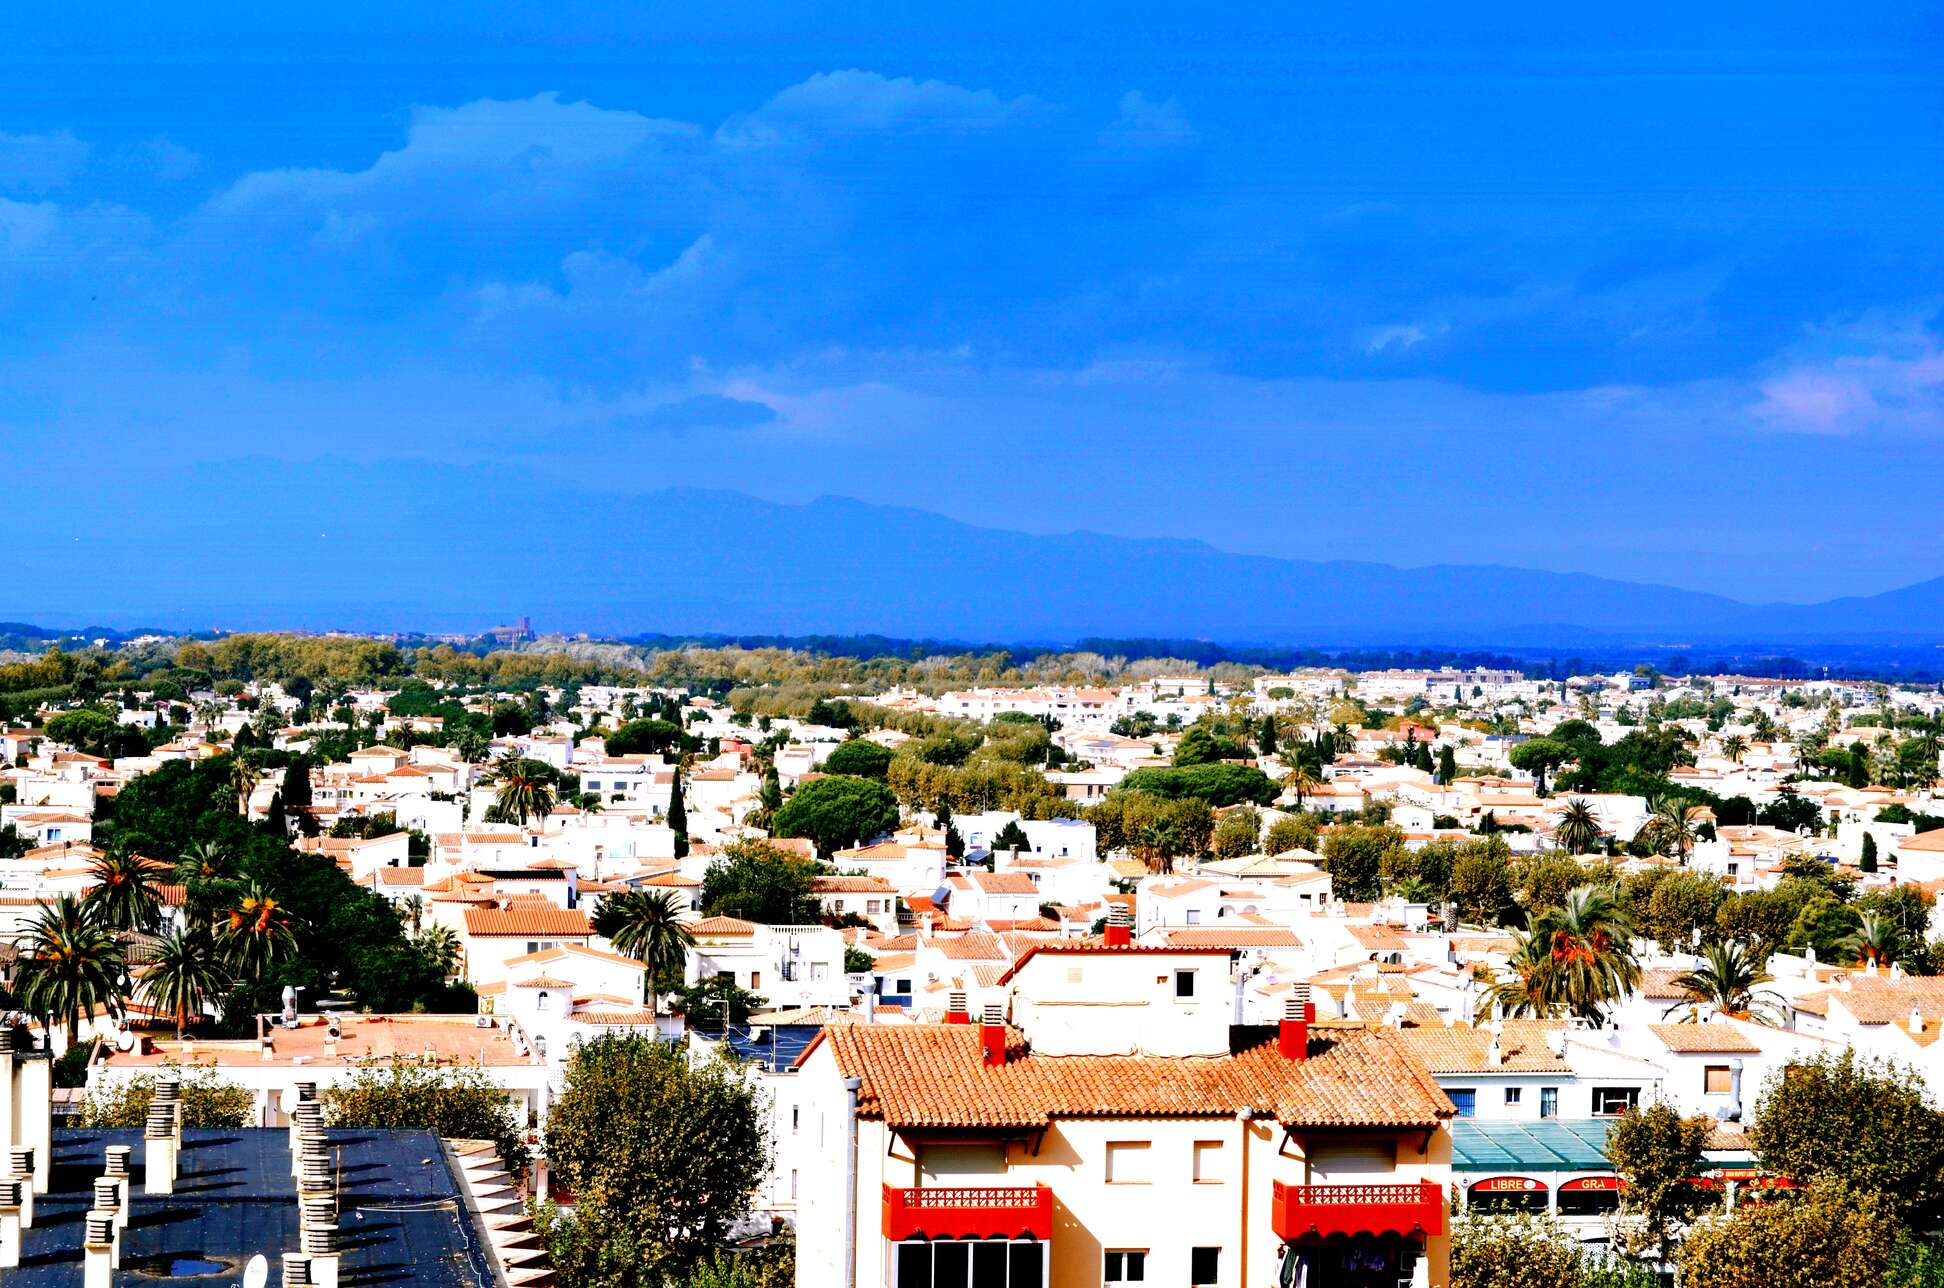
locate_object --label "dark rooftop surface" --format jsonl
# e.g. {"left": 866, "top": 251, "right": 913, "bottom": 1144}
{"left": 18, "top": 1127, "right": 497, "bottom": 1285}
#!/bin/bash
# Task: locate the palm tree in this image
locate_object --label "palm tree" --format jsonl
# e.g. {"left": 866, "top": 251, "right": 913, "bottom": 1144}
{"left": 175, "top": 839, "right": 238, "bottom": 886}
{"left": 1665, "top": 941, "right": 1781, "bottom": 1023}
{"left": 1490, "top": 885, "right": 1640, "bottom": 1023}
{"left": 1648, "top": 798, "right": 1705, "bottom": 863}
{"left": 137, "top": 928, "right": 229, "bottom": 1034}
{"left": 592, "top": 890, "right": 695, "bottom": 1011}
{"left": 414, "top": 925, "right": 460, "bottom": 977}
{"left": 1281, "top": 765, "right": 1320, "bottom": 810}
{"left": 399, "top": 895, "right": 425, "bottom": 934}
{"left": 1843, "top": 911, "right": 1900, "bottom": 968}
{"left": 228, "top": 754, "right": 262, "bottom": 815}
{"left": 1553, "top": 799, "right": 1603, "bottom": 856}
{"left": 16, "top": 897, "right": 125, "bottom": 1046}
{"left": 84, "top": 851, "right": 162, "bottom": 933}
{"left": 216, "top": 884, "right": 298, "bottom": 983}
{"left": 487, "top": 756, "right": 556, "bottom": 827}
{"left": 1722, "top": 735, "right": 1747, "bottom": 764}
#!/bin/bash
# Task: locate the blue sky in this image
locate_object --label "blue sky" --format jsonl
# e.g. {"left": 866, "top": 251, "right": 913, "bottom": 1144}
{"left": 3, "top": 1, "right": 1942, "bottom": 606}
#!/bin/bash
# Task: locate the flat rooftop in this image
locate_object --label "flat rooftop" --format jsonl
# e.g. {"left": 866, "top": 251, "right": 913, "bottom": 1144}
{"left": 98, "top": 1014, "right": 536, "bottom": 1069}
{"left": 17, "top": 1127, "right": 497, "bottom": 1285}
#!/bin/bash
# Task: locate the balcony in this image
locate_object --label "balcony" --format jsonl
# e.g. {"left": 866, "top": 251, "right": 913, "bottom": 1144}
{"left": 1272, "top": 1181, "right": 1445, "bottom": 1241}
{"left": 882, "top": 1185, "right": 1054, "bottom": 1241}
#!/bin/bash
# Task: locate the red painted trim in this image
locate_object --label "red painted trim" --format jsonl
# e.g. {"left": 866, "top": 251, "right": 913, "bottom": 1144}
{"left": 1272, "top": 1180, "right": 1445, "bottom": 1241}
{"left": 882, "top": 1185, "right": 1054, "bottom": 1241}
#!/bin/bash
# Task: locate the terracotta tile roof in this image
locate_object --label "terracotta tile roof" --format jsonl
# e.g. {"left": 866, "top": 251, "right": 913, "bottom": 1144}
{"left": 1164, "top": 928, "right": 1302, "bottom": 949}
{"left": 1397, "top": 1021, "right": 1570, "bottom": 1073}
{"left": 812, "top": 875, "right": 896, "bottom": 894}
{"left": 569, "top": 1009, "right": 659, "bottom": 1026}
{"left": 1647, "top": 1023, "right": 1762, "bottom": 1053}
{"left": 937, "top": 932, "right": 1009, "bottom": 962}
{"left": 810, "top": 1023, "right": 1454, "bottom": 1130}
{"left": 1639, "top": 968, "right": 1690, "bottom": 1001}
{"left": 972, "top": 872, "right": 1039, "bottom": 895}
{"left": 511, "top": 976, "right": 577, "bottom": 989}
{"left": 996, "top": 941, "right": 1237, "bottom": 984}
{"left": 461, "top": 907, "right": 592, "bottom": 937}
{"left": 689, "top": 916, "right": 760, "bottom": 936}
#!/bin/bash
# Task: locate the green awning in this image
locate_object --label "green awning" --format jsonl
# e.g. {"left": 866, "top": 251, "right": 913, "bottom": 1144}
{"left": 1451, "top": 1119, "right": 1614, "bottom": 1173}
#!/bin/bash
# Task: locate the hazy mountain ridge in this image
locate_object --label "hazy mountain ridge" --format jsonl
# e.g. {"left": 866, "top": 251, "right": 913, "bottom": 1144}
{"left": 3, "top": 462, "right": 1939, "bottom": 644}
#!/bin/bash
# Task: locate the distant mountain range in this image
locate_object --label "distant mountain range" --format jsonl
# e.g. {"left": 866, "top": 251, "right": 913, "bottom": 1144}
{"left": 5, "top": 460, "right": 1943, "bottom": 647}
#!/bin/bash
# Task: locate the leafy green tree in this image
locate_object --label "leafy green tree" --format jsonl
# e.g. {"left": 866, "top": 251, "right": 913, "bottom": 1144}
{"left": 1172, "top": 726, "right": 1247, "bottom": 766}
{"left": 16, "top": 895, "right": 124, "bottom": 1045}
{"left": 78, "top": 1066, "right": 253, "bottom": 1128}
{"left": 1321, "top": 824, "right": 1404, "bottom": 902}
{"left": 592, "top": 890, "right": 694, "bottom": 1008}
{"left": 1451, "top": 1212, "right": 1653, "bottom": 1288}
{"left": 990, "top": 819, "right": 1030, "bottom": 854}
{"left": 676, "top": 975, "right": 766, "bottom": 1027}
{"left": 1604, "top": 1102, "right": 1712, "bottom": 1264}
{"left": 1210, "top": 807, "right": 1262, "bottom": 859}
{"left": 324, "top": 1058, "right": 529, "bottom": 1178}
{"left": 1666, "top": 941, "right": 1780, "bottom": 1022}
{"left": 543, "top": 1036, "right": 770, "bottom": 1281}
{"left": 1860, "top": 832, "right": 1878, "bottom": 873}
{"left": 1446, "top": 842, "right": 1517, "bottom": 925}
{"left": 45, "top": 708, "right": 139, "bottom": 759}
{"left": 1680, "top": 1184, "right": 1897, "bottom": 1288}
{"left": 138, "top": 928, "right": 229, "bottom": 1033}
{"left": 700, "top": 840, "right": 821, "bottom": 924}
{"left": 772, "top": 775, "right": 899, "bottom": 855}
{"left": 1263, "top": 814, "right": 1319, "bottom": 855}
{"left": 1749, "top": 1050, "right": 1944, "bottom": 1225}
{"left": 1714, "top": 889, "right": 1800, "bottom": 962}
{"left": 1256, "top": 714, "right": 1278, "bottom": 757}
{"left": 1437, "top": 743, "right": 1458, "bottom": 784}
{"left": 822, "top": 739, "right": 894, "bottom": 779}
{"left": 1509, "top": 737, "right": 1571, "bottom": 794}
{"left": 1118, "top": 761, "right": 1277, "bottom": 806}
{"left": 605, "top": 719, "right": 686, "bottom": 756}
{"left": 1637, "top": 871, "right": 1728, "bottom": 955}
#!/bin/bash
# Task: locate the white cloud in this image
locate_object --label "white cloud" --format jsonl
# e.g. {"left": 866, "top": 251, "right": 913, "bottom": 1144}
{"left": 0, "top": 130, "right": 90, "bottom": 194}
{"left": 1102, "top": 91, "right": 1194, "bottom": 148}
{"left": 1750, "top": 312, "right": 1944, "bottom": 434}
{"left": 718, "top": 70, "right": 1041, "bottom": 147}
{"left": 1361, "top": 322, "right": 1444, "bottom": 355}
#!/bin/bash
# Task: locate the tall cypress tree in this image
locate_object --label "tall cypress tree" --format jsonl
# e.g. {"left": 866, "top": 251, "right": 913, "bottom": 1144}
{"left": 1257, "top": 715, "right": 1278, "bottom": 757}
{"left": 668, "top": 770, "right": 689, "bottom": 858}
{"left": 1437, "top": 744, "right": 1457, "bottom": 784}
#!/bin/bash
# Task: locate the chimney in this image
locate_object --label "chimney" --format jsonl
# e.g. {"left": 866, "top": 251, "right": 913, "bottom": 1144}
{"left": 862, "top": 979, "right": 877, "bottom": 1024}
{"left": 1913, "top": 1008, "right": 1927, "bottom": 1037}
{"left": 0, "top": 1179, "right": 19, "bottom": 1269}
{"left": 145, "top": 1103, "right": 177, "bottom": 1195}
{"left": 980, "top": 1003, "right": 1007, "bottom": 1067}
{"left": 1485, "top": 1037, "right": 1503, "bottom": 1067}
{"left": 1279, "top": 984, "right": 1314, "bottom": 1061}
{"left": 83, "top": 1211, "right": 115, "bottom": 1288}
{"left": 1104, "top": 904, "right": 1132, "bottom": 948}
{"left": 9, "top": 1151, "right": 33, "bottom": 1229}
{"left": 945, "top": 990, "right": 971, "bottom": 1024}
{"left": 300, "top": 1194, "right": 340, "bottom": 1288}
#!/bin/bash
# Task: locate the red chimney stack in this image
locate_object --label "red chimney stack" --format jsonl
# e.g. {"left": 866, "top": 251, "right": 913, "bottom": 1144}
{"left": 980, "top": 1003, "right": 1007, "bottom": 1067}
{"left": 1103, "top": 905, "right": 1132, "bottom": 948}
{"left": 945, "top": 990, "right": 971, "bottom": 1024}
{"left": 1279, "top": 983, "right": 1314, "bottom": 1062}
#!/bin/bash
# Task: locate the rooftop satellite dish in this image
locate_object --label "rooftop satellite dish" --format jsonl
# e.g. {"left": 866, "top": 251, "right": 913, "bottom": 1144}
{"left": 242, "top": 1253, "right": 269, "bottom": 1288}
{"left": 115, "top": 1030, "right": 136, "bottom": 1053}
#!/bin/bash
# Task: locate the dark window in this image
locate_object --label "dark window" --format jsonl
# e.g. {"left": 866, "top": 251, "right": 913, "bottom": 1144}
{"left": 1558, "top": 1187, "right": 1621, "bottom": 1218}
{"left": 1448, "top": 1089, "right": 1476, "bottom": 1117}
{"left": 1540, "top": 1087, "right": 1558, "bottom": 1119}
{"left": 899, "top": 1242, "right": 933, "bottom": 1288}
{"left": 1105, "top": 1251, "right": 1147, "bottom": 1283}
{"left": 934, "top": 1241, "right": 969, "bottom": 1288}
{"left": 1174, "top": 970, "right": 1196, "bottom": 999}
{"left": 1191, "top": 1247, "right": 1220, "bottom": 1286}
{"left": 1592, "top": 1086, "right": 1640, "bottom": 1116}
{"left": 1008, "top": 1242, "right": 1043, "bottom": 1288}
{"left": 973, "top": 1240, "right": 1008, "bottom": 1288}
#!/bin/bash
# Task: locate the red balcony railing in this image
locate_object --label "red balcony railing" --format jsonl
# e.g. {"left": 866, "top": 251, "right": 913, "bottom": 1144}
{"left": 882, "top": 1185, "right": 1054, "bottom": 1241}
{"left": 1272, "top": 1181, "right": 1445, "bottom": 1241}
